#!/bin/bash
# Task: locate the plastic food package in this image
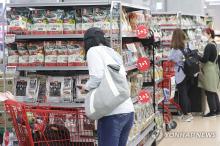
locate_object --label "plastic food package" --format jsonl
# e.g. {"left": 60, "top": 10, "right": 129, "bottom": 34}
{"left": 46, "top": 76, "right": 64, "bottom": 103}
{"left": 28, "top": 78, "right": 39, "bottom": 100}
{"left": 46, "top": 9, "right": 64, "bottom": 35}
{"left": 82, "top": 8, "right": 94, "bottom": 33}
{"left": 44, "top": 41, "right": 57, "bottom": 66}
{"left": 128, "top": 10, "right": 145, "bottom": 31}
{"left": 7, "top": 8, "right": 31, "bottom": 35}
{"left": 17, "top": 41, "right": 29, "bottom": 66}
{"left": 67, "top": 41, "right": 85, "bottom": 66}
{"left": 27, "top": 41, "right": 44, "bottom": 66}
{"left": 63, "top": 10, "right": 76, "bottom": 34}
{"left": 14, "top": 77, "right": 34, "bottom": 102}
{"left": 93, "top": 7, "right": 110, "bottom": 34}
{"left": 75, "top": 9, "right": 82, "bottom": 34}
{"left": 7, "top": 43, "right": 19, "bottom": 66}
{"left": 63, "top": 77, "right": 73, "bottom": 102}
{"left": 75, "top": 75, "right": 89, "bottom": 100}
{"left": 31, "top": 9, "right": 47, "bottom": 35}
{"left": 56, "top": 41, "right": 68, "bottom": 66}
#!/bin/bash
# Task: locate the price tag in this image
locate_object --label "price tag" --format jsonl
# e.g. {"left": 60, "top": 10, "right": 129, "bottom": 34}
{"left": 138, "top": 90, "right": 151, "bottom": 103}
{"left": 6, "top": 66, "right": 17, "bottom": 74}
{"left": 136, "top": 25, "right": 149, "bottom": 39}
{"left": 5, "top": 34, "right": 15, "bottom": 44}
{"left": 137, "top": 57, "right": 150, "bottom": 72}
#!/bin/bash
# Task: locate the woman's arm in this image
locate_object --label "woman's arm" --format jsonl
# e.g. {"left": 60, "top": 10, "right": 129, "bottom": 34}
{"left": 168, "top": 49, "right": 183, "bottom": 63}
{"left": 199, "top": 44, "right": 211, "bottom": 63}
{"left": 85, "top": 49, "right": 104, "bottom": 91}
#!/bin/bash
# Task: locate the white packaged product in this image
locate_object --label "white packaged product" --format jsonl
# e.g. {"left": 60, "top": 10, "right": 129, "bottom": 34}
{"left": 75, "top": 75, "right": 89, "bottom": 100}
{"left": 63, "top": 77, "right": 73, "bottom": 102}
{"left": 46, "top": 76, "right": 64, "bottom": 103}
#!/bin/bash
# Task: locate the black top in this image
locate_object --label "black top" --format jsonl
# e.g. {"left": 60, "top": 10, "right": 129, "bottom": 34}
{"left": 199, "top": 42, "right": 218, "bottom": 63}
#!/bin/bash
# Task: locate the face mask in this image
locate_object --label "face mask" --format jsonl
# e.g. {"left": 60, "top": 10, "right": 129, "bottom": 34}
{"left": 201, "top": 36, "right": 208, "bottom": 42}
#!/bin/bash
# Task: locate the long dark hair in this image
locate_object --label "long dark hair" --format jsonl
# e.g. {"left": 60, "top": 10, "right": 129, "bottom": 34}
{"left": 83, "top": 27, "right": 110, "bottom": 58}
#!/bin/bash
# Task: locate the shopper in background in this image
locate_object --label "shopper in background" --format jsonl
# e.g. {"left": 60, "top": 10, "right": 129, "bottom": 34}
{"left": 198, "top": 28, "right": 220, "bottom": 117}
{"left": 169, "top": 28, "right": 193, "bottom": 122}
{"left": 83, "top": 27, "right": 134, "bottom": 146}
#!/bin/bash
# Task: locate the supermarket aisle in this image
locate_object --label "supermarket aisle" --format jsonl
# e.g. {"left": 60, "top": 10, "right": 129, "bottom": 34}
{"left": 158, "top": 116, "right": 220, "bottom": 146}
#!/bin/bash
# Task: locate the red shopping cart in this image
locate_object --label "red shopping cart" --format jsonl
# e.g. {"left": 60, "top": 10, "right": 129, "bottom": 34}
{"left": 158, "top": 61, "right": 183, "bottom": 131}
{"left": 4, "top": 100, "right": 96, "bottom": 146}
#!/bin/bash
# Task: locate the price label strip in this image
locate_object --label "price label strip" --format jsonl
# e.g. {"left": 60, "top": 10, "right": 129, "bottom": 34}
{"left": 6, "top": 66, "right": 17, "bottom": 74}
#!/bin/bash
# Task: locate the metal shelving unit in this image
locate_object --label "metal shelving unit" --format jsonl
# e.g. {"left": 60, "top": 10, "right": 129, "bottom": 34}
{"left": 0, "top": 64, "right": 4, "bottom": 71}
{"left": 127, "top": 116, "right": 155, "bottom": 146}
{"left": 144, "top": 136, "right": 156, "bottom": 146}
{"left": 6, "top": 1, "right": 112, "bottom": 7}
{"left": 16, "top": 34, "right": 84, "bottom": 40}
{"left": 27, "top": 102, "right": 85, "bottom": 108}
{"left": 16, "top": 65, "right": 137, "bottom": 72}
{"left": 5, "top": 1, "right": 157, "bottom": 146}
{"left": 16, "top": 66, "right": 88, "bottom": 71}
{"left": 15, "top": 32, "right": 138, "bottom": 40}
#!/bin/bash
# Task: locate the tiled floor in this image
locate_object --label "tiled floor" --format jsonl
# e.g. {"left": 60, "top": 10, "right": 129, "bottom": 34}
{"left": 158, "top": 116, "right": 220, "bottom": 146}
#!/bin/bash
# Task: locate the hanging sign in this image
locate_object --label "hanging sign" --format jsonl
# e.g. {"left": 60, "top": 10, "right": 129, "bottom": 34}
{"left": 136, "top": 25, "right": 149, "bottom": 39}
{"left": 137, "top": 57, "right": 151, "bottom": 72}
{"left": 138, "top": 89, "right": 151, "bottom": 104}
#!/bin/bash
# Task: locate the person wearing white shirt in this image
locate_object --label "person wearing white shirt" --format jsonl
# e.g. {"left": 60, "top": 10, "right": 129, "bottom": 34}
{"left": 83, "top": 27, "right": 134, "bottom": 146}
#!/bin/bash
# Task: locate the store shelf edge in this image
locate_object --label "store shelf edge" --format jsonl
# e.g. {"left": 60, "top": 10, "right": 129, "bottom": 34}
{"left": 0, "top": 64, "right": 4, "bottom": 71}
{"left": 6, "top": 1, "right": 111, "bottom": 7}
{"left": 16, "top": 65, "right": 136, "bottom": 71}
{"left": 15, "top": 34, "right": 84, "bottom": 39}
{"left": 27, "top": 102, "right": 85, "bottom": 108}
{"left": 15, "top": 33, "right": 139, "bottom": 40}
{"left": 6, "top": 2, "right": 150, "bottom": 10}
{"left": 127, "top": 118, "right": 155, "bottom": 146}
{"left": 16, "top": 66, "right": 88, "bottom": 71}
{"left": 143, "top": 136, "right": 156, "bottom": 146}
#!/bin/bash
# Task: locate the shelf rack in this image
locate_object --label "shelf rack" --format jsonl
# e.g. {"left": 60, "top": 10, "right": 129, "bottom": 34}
{"left": 15, "top": 32, "right": 138, "bottom": 40}
{"left": 4, "top": 1, "right": 157, "bottom": 146}
{"left": 0, "top": 64, "right": 4, "bottom": 71}
{"left": 16, "top": 64, "right": 137, "bottom": 72}
{"left": 127, "top": 115, "right": 155, "bottom": 146}
{"left": 7, "top": 1, "right": 150, "bottom": 10}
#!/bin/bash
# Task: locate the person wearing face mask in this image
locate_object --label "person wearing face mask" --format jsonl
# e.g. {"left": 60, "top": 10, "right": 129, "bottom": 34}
{"left": 169, "top": 29, "right": 193, "bottom": 122}
{"left": 198, "top": 28, "right": 220, "bottom": 117}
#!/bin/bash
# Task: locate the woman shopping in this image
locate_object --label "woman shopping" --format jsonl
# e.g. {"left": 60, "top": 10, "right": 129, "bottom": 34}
{"left": 198, "top": 28, "right": 220, "bottom": 117}
{"left": 168, "top": 28, "right": 193, "bottom": 122}
{"left": 83, "top": 27, "right": 134, "bottom": 146}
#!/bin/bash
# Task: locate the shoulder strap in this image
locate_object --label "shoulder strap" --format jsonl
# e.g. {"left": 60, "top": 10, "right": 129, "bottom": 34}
{"left": 180, "top": 49, "right": 187, "bottom": 57}
{"left": 95, "top": 47, "right": 118, "bottom": 66}
{"left": 209, "top": 41, "right": 219, "bottom": 63}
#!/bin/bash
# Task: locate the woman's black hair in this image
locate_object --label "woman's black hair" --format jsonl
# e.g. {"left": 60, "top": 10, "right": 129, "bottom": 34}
{"left": 83, "top": 27, "right": 110, "bottom": 59}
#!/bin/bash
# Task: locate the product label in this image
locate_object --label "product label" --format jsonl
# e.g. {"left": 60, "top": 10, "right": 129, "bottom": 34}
{"left": 45, "top": 55, "right": 57, "bottom": 63}
{"left": 19, "top": 55, "right": 29, "bottom": 65}
{"left": 29, "top": 55, "right": 37, "bottom": 64}
{"left": 57, "top": 55, "right": 68, "bottom": 63}
{"left": 47, "top": 23, "right": 63, "bottom": 32}
{"left": 32, "top": 23, "right": 47, "bottom": 32}
{"left": 63, "top": 24, "right": 75, "bottom": 31}
{"left": 82, "top": 23, "right": 93, "bottom": 31}
{"left": 8, "top": 55, "right": 19, "bottom": 65}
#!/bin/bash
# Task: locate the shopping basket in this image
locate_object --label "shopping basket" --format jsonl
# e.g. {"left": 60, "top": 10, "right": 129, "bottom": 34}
{"left": 4, "top": 100, "right": 96, "bottom": 146}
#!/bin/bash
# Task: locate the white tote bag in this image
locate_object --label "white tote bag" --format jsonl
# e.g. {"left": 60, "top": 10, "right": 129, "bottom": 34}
{"left": 85, "top": 49, "right": 130, "bottom": 120}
